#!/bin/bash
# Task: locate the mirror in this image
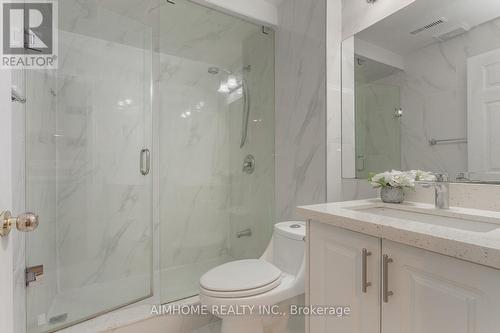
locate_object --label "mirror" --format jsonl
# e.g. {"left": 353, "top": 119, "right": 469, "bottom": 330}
{"left": 341, "top": 0, "right": 500, "bottom": 183}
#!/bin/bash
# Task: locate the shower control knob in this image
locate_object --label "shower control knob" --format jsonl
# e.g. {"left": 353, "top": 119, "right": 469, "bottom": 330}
{"left": 0, "top": 211, "right": 39, "bottom": 237}
{"left": 243, "top": 155, "right": 256, "bottom": 174}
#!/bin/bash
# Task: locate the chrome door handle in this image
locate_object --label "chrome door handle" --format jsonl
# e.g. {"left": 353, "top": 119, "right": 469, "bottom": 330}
{"left": 383, "top": 254, "right": 394, "bottom": 303}
{"left": 0, "top": 211, "right": 39, "bottom": 237}
{"left": 362, "top": 248, "right": 372, "bottom": 293}
{"left": 140, "top": 148, "right": 150, "bottom": 176}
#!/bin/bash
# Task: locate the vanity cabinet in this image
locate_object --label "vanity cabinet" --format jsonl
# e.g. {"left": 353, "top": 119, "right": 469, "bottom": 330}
{"left": 308, "top": 221, "right": 380, "bottom": 333}
{"left": 382, "top": 240, "right": 500, "bottom": 333}
{"left": 308, "top": 221, "right": 500, "bottom": 333}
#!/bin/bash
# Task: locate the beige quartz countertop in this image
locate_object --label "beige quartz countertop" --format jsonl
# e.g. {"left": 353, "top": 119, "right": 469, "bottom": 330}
{"left": 297, "top": 199, "right": 500, "bottom": 270}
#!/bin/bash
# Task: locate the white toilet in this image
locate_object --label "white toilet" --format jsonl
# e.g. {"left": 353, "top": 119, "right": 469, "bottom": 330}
{"left": 199, "top": 221, "right": 306, "bottom": 333}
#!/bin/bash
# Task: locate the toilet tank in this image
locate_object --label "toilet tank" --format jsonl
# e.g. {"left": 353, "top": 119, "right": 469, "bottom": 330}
{"left": 272, "top": 221, "right": 306, "bottom": 275}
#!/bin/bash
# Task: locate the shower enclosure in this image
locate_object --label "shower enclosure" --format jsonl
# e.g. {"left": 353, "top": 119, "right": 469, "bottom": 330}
{"left": 15, "top": 1, "right": 275, "bottom": 332}
{"left": 354, "top": 57, "right": 401, "bottom": 179}
{"left": 158, "top": 0, "right": 276, "bottom": 303}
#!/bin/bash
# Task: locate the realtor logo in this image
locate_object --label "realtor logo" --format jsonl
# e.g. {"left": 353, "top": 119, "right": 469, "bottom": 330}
{"left": 1, "top": 0, "right": 58, "bottom": 69}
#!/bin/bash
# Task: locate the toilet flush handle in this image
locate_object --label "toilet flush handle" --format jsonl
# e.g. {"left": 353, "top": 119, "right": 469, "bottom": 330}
{"left": 236, "top": 228, "right": 252, "bottom": 238}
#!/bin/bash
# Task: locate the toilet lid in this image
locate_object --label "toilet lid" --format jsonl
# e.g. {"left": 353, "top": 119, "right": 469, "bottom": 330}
{"left": 200, "top": 259, "right": 282, "bottom": 292}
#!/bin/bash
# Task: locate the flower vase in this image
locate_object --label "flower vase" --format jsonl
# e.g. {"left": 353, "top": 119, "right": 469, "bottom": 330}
{"left": 380, "top": 187, "right": 404, "bottom": 204}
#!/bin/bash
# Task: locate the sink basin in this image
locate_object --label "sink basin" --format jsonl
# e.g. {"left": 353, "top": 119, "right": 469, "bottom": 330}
{"left": 351, "top": 206, "right": 500, "bottom": 233}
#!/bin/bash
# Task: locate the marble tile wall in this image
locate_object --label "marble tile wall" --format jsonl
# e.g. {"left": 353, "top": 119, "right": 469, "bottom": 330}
{"left": 228, "top": 30, "right": 276, "bottom": 260}
{"left": 20, "top": 8, "right": 155, "bottom": 331}
{"left": 396, "top": 17, "right": 500, "bottom": 179}
{"left": 158, "top": 52, "right": 232, "bottom": 302}
{"left": 276, "top": 0, "right": 328, "bottom": 220}
{"left": 55, "top": 30, "right": 153, "bottom": 295}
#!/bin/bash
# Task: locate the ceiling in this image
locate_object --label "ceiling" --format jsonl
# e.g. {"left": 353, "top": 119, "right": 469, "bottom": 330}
{"left": 356, "top": 0, "right": 500, "bottom": 56}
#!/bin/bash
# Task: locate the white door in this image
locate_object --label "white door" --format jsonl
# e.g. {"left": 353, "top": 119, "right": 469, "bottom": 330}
{"left": 0, "top": 69, "right": 14, "bottom": 333}
{"left": 382, "top": 240, "right": 500, "bottom": 333}
{"left": 467, "top": 49, "right": 500, "bottom": 181}
{"left": 308, "top": 222, "right": 380, "bottom": 333}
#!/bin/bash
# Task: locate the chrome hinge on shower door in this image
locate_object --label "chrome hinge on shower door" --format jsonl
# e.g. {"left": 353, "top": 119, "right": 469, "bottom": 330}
{"left": 26, "top": 265, "right": 44, "bottom": 287}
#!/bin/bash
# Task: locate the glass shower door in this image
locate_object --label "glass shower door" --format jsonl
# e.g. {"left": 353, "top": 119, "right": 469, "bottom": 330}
{"left": 159, "top": 0, "right": 275, "bottom": 304}
{"left": 355, "top": 83, "right": 401, "bottom": 178}
{"left": 23, "top": 1, "right": 154, "bottom": 332}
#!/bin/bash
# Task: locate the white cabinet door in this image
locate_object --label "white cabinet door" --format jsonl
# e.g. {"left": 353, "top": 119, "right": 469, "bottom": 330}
{"left": 382, "top": 240, "right": 500, "bottom": 333}
{"left": 467, "top": 49, "right": 500, "bottom": 181}
{"left": 309, "top": 222, "right": 380, "bottom": 333}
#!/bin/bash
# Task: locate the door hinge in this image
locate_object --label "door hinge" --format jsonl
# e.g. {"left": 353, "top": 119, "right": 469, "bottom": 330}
{"left": 26, "top": 265, "right": 44, "bottom": 287}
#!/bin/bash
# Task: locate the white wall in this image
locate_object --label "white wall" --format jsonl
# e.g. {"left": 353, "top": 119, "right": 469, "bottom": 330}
{"left": 276, "top": 0, "right": 327, "bottom": 220}
{"left": 0, "top": 70, "right": 14, "bottom": 333}
{"left": 327, "top": 0, "right": 344, "bottom": 201}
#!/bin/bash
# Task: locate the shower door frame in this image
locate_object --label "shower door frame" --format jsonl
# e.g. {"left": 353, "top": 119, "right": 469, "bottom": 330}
{"left": 0, "top": 70, "right": 15, "bottom": 333}
{"left": 9, "top": 8, "right": 157, "bottom": 333}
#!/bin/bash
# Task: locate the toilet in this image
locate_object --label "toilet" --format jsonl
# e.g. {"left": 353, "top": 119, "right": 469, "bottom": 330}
{"left": 199, "top": 221, "right": 306, "bottom": 333}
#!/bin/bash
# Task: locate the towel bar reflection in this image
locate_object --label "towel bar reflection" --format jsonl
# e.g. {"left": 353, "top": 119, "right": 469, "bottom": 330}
{"left": 429, "top": 138, "right": 467, "bottom": 146}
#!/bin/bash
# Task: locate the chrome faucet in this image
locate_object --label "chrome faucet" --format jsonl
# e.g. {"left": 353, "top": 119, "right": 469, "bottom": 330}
{"left": 419, "top": 173, "right": 450, "bottom": 209}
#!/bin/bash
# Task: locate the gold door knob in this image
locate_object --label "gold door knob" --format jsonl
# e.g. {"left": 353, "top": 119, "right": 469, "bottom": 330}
{"left": 0, "top": 211, "right": 39, "bottom": 237}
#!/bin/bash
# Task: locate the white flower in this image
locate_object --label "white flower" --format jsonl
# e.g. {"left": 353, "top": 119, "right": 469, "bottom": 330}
{"left": 415, "top": 170, "right": 436, "bottom": 182}
{"left": 369, "top": 170, "right": 428, "bottom": 189}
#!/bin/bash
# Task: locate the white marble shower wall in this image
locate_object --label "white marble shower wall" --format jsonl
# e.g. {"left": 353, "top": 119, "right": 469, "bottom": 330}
{"left": 158, "top": 52, "right": 233, "bottom": 302}
{"left": 53, "top": 30, "right": 152, "bottom": 293}
{"left": 157, "top": 0, "right": 276, "bottom": 304}
{"left": 228, "top": 30, "right": 275, "bottom": 260}
{"left": 276, "top": 0, "right": 327, "bottom": 220}
{"left": 23, "top": 20, "right": 153, "bottom": 332}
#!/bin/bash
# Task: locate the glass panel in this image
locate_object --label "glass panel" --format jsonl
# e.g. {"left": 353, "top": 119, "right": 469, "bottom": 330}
{"left": 25, "top": 1, "right": 154, "bottom": 332}
{"left": 341, "top": 0, "right": 500, "bottom": 183}
{"left": 159, "top": 0, "right": 275, "bottom": 303}
{"left": 342, "top": 49, "right": 403, "bottom": 179}
{"left": 355, "top": 82, "right": 401, "bottom": 178}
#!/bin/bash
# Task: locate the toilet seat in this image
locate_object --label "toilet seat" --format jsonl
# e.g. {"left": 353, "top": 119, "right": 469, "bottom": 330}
{"left": 200, "top": 259, "right": 282, "bottom": 298}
